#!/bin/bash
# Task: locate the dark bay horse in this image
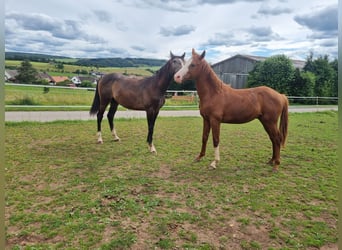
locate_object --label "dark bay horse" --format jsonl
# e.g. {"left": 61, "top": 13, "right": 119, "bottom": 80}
{"left": 90, "top": 52, "right": 185, "bottom": 153}
{"left": 174, "top": 49, "right": 288, "bottom": 171}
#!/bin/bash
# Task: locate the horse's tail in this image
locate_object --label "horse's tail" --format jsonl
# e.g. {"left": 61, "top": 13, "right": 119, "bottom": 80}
{"left": 279, "top": 95, "right": 289, "bottom": 147}
{"left": 89, "top": 80, "right": 100, "bottom": 115}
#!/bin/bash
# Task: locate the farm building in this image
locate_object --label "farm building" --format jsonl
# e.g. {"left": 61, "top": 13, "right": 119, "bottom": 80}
{"left": 211, "top": 54, "right": 306, "bottom": 89}
{"left": 5, "top": 69, "right": 18, "bottom": 82}
{"left": 71, "top": 76, "right": 97, "bottom": 86}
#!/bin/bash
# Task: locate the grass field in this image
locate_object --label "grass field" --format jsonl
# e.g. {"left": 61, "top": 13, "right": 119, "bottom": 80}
{"left": 5, "top": 111, "right": 337, "bottom": 249}
{"left": 5, "top": 60, "right": 159, "bottom": 77}
{"left": 5, "top": 84, "right": 199, "bottom": 111}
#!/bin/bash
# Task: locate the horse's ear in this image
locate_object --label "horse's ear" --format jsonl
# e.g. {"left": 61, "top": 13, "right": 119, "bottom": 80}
{"left": 192, "top": 48, "right": 196, "bottom": 55}
{"left": 181, "top": 52, "right": 185, "bottom": 59}
{"left": 170, "top": 51, "right": 174, "bottom": 58}
{"left": 200, "top": 50, "right": 206, "bottom": 60}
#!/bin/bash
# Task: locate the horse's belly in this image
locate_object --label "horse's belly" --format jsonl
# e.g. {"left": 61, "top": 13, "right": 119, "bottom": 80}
{"left": 222, "top": 109, "right": 260, "bottom": 124}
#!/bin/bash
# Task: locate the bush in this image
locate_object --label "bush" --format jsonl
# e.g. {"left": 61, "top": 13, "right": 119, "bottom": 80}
{"left": 10, "top": 96, "right": 40, "bottom": 105}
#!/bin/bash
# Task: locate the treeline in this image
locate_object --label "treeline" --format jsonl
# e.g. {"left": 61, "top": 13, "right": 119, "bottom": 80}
{"left": 74, "top": 58, "right": 166, "bottom": 67}
{"left": 5, "top": 52, "right": 166, "bottom": 67}
{"left": 247, "top": 52, "right": 338, "bottom": 101}
{"left": 5, "top": 52, "right": 70, "bottom": 63}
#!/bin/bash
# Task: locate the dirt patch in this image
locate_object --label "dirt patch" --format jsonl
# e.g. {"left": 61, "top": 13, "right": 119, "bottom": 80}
{"left": 6, "top": 234, "right": 65, "bottom": 249}
{"left": 150, "top": 164, "right": 171, "bottom": 179}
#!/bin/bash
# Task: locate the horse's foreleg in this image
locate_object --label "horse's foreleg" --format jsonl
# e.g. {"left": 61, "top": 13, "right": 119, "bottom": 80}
{"left": 108, "top": 100, "right": 120, "bottom": 141}
{"left": 196, "top": 118, "right": 211, "bottom": 162}
{"left": 146, "top": 110, "right": 158, "bottom": 153}
{"left": 209, "top": 120, "right": 221, "bottom": 169}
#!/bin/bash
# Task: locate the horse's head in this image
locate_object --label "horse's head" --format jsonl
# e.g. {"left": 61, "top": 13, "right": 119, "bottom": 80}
{"left": 174, "top": 48, "right": 206, "bottom": 83}
{"left": 169, "top": 51, "right": 186, "bottom": 74}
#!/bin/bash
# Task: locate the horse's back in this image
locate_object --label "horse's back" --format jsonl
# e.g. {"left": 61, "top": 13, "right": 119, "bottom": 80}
{"left": 99, "top": 73, "right": 122, "bottom": 85}
{"left": 250, "top": 86, "right": 284, "bottom": 103}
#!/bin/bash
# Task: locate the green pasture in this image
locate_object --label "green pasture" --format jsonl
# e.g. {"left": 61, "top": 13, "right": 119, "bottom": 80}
{"left": 5, "top": 112, "right": 338, "bottom": 249}
{"left": 5, "top": 84, "right": 199, "bottom": 111}
{"left": 5, "top": 60, "right": 158, "bottom": 76}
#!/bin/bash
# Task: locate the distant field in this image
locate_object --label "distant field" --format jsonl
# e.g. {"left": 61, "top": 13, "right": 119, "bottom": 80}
{"left": 5, "top": 84, "right": 199, "bottom": 111}
{"left": 5, "top": 60, "right": 159, "bottom": 76}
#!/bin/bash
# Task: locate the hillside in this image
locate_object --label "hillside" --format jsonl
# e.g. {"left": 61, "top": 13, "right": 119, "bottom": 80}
{"left": 74, "top": 57, "right": 166, "bottom": 67}
{"left": 5, "top": 52, "right": 166, "bottom": 67}
{"left": 5, "top": 52, "right": 71, "bottom": 62}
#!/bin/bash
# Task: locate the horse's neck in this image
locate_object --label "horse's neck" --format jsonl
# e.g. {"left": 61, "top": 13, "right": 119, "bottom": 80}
{"left": 154, "top": 65, "right": 172, "bottom": 93}
{"left": 196, "top": 63, "right": 224, "bottom": 97}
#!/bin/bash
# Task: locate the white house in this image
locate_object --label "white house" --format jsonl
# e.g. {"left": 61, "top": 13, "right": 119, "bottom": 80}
{"left": 71, "top": 76, "right": 82, "bottom": 85}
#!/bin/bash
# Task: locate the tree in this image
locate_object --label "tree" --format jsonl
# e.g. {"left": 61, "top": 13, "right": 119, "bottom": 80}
{"left": 288, "top": 69, "right": 315, "bottom": 98}
{"left": 16, "top": 60, "right": 38, "bottom": 84}
{"left": 330, "top": 58, "right": 338, "bottom": 97}
{"left": 55, "top": 62, "right": 64, "bottom": 71}
{"left": 247, "top": 55, "right": 295, "bottom": 94}
{"left": 304, "top": 54, "right": 335, "bottom": 97}
{"left": 168, "top": 79, "right": 196, "bottom": 90}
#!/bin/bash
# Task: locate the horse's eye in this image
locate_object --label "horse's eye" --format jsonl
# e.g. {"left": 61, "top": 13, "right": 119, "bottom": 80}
{"left": 190, "top": 63, "right": 195, "bottom": 68}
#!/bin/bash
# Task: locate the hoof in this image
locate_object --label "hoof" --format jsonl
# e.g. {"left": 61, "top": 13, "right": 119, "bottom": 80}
{"left": 272, "top": 166, "right": 279, "bottom": 172}
{"left": 149, "top": 144, "right": 157, "bottom": 154}
{"left": 194, "top": 155, "right": 203, "bottom": 162}
{"left": 97, "top": 140, "right": 103, "bottom": 144}
{"left": 209, "top": 160, "right": 217, "bottom": 169}
{"left": 268, "top": 159, "right": 280, "bottom": 172}
{"left": 268, "top": 159, "right": 275, "bottom": 165}
{"left": 113, "top": 137, "right": 120, "bottom": 142}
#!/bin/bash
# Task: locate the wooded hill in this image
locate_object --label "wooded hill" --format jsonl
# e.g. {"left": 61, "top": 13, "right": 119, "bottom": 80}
{"left": 5, "top": 52, "right": 70, "bottom": 62}
{"left": 5, "top": 52, "right": 167, "bottom": 67}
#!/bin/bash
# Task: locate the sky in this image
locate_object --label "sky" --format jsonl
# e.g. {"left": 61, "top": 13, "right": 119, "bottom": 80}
{"left": 5, "top": 0, "right": 338, "bottom": 63}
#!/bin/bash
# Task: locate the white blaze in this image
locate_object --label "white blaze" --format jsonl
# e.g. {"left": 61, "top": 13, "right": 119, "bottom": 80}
{"left": 174, "top": 57, "right": 192, "bottom": 83}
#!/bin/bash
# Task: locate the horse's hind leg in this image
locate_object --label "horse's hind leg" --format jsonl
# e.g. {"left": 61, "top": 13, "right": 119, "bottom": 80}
{"left": 107, "top": 99, "right": 120, "bottom": 141}
{"left": 260, "top": 120, "right": 282, "bottom": 171}
{"left": 96, "top": 105, "right": 106, "bottom": 144}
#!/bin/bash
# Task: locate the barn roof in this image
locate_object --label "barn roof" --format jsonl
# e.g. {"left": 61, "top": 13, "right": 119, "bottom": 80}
{"left": 50, "top": 76, "right": 70, "bottom": 83}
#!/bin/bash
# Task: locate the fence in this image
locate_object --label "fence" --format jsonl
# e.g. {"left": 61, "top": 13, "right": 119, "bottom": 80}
{"left": 287, "top": 96, "right": 338, "bottom": 105}
{"left": 4, "top": 83, "right": 338, "bottom": 109}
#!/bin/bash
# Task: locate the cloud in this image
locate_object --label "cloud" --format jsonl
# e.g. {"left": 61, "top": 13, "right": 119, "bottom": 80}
{"left": 5, "top": 11, "right": 109, "bottom": 57}
{"left": 199, "top": 0, "right": 263, "bottom": 4}
{"left": 123, "top": 0, "right": 192, "bottom": 12}
{"left": 5, "top": 12, "right": 105, "bottom": 42}
{"left": 131, "top": 45, "right": 146, "bottom": 52}
{"left": 6, "top": 12, "right": 79, "bottom": 40}
{"left": 319, "top": 39, "right": 337, "bottom": 48}
{"left": 203, "top": 32, "right": 249, "bottom": 47}
{"left": 128, "top": 0, "right": 264, "bottom": 12}
{"left": 4, "top": 0, "right": 338, "bottom": 61}
{"left": 160, "top": 25, "right": 196, "bottom": 36}
{"left": 294, "top": 5, "right": 337, "bottom": 39}
{"left": 246, "top": 26, "right": 281, "bottom": 42}
{"left": 93, "top": 10, "right": 112, "bottom": 23}
{"left": 257, "top": 6, "right": 292, "bottom": 16}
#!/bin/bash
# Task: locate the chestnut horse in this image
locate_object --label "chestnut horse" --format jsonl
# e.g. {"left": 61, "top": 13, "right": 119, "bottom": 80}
{"left": 174, "top": 49, "right": 288, "bottom": 171}
{"left": 90, "top": 52, "right": 185, "bottom": 153}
